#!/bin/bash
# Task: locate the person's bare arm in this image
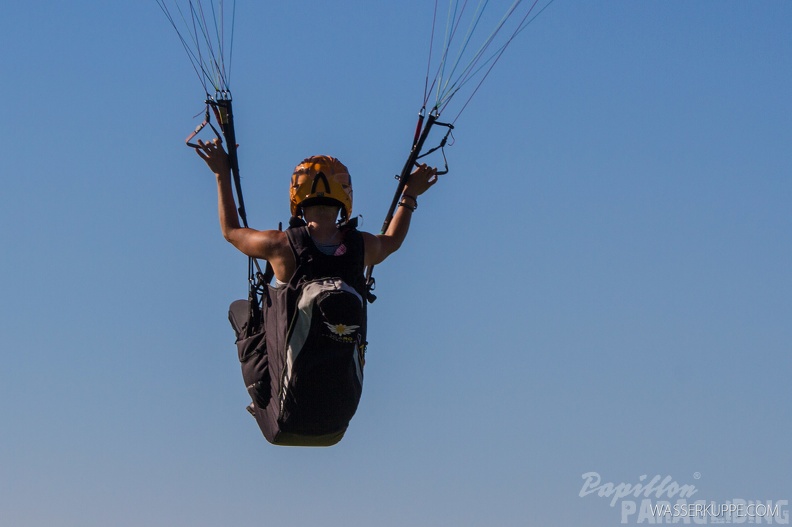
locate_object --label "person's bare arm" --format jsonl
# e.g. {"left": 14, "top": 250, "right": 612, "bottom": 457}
{"left": 195, "top": 138, "right": 294, "bottom": 279}
{"left": 363, "top": 163, "right": 439, "bottom": 266}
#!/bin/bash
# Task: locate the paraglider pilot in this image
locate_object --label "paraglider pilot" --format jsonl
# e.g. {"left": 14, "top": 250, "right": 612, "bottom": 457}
{"left": 194, "top": 138, "right": 439, "bottom": 446}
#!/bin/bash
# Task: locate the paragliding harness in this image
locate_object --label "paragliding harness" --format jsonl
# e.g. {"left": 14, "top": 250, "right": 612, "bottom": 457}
{"left": 228, "top": 218, "right": 368, "bottom": 447}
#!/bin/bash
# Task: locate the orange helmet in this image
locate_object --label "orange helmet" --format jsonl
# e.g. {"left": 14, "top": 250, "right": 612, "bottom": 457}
{"left": 289, "top": 155, "right": 353, "bottom": 220}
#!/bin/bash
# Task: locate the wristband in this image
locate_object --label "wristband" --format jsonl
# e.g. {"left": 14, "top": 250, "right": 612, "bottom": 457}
{"left": 398, "top": 199, "right": 417, "bottom": 212}
{"left": 401, "top": 194, "right": 418, "bottom": 207}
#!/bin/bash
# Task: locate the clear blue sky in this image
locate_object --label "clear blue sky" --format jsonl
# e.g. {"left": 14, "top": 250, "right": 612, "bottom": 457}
{"left": 2, "top": 2, "right": 790, "bottom": 526}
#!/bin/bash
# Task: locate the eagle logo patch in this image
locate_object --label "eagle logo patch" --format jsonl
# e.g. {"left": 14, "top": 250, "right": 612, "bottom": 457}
{"left": 324, "top": 322, "right": 360, "bottom": 336}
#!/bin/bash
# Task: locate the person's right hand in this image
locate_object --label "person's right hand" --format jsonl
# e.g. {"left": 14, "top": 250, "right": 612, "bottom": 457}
{"left": 195, "top": 138, "right": 231, "bottom": 177}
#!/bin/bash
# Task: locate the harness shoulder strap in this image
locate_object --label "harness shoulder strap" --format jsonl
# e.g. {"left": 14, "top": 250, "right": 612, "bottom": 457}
{"left": 285, "top": 226, "right": 314, "bottom": 270}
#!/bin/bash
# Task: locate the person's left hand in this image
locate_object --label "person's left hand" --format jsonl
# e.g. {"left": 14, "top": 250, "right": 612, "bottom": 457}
{"left": 403, "top": 163, "right": 439, "bottom": 197}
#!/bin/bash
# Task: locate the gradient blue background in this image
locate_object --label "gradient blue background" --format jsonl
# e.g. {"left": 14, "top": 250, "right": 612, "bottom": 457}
{"left": 1, "top": 2, "right": 790, "bottom": 525}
